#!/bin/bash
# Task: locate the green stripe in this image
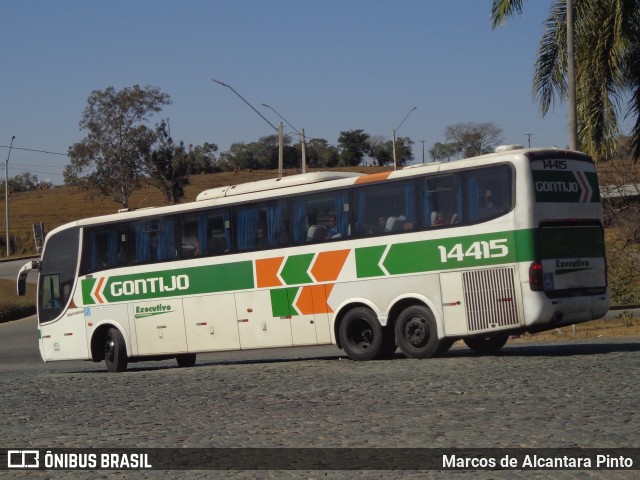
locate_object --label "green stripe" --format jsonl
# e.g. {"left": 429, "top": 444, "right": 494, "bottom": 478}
{"left": 270, "top": 287, "right": 298, "bottom": 317}
{"left": 354, "top": 246, "right": 387, "bottom": 278}
{"left": 83, "top": 261, "right": 254, "bottom": 305}
{"left": 356, "top": 229, "right": 537, "bottom": 278}
{"left": 280, "top": 254, "right": 314, "bottom": 285}
{"left": 81, "top": 277, "right": 97, "bottom": 304}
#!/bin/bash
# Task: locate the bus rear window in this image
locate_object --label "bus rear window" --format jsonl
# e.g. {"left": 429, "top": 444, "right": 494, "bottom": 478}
{"left": 538, "top": 224, "right": 605, "bottom": 259}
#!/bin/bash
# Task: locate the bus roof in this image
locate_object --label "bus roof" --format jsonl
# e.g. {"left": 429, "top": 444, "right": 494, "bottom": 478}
{"left": 45, "top": 147, "right": 591, "bottom": 238}
{"left": 196, "top": 171, "right": 364, "bottom": 201}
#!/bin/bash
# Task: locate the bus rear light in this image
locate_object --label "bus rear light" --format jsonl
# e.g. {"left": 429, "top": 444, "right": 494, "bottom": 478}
{"left": 529, "top": 261, "right": 544, "bottom": 291}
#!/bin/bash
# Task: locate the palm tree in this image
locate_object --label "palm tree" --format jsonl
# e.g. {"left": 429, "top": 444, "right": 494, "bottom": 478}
{"left": 491, "top": 0, "right": 640, "bottom": 161}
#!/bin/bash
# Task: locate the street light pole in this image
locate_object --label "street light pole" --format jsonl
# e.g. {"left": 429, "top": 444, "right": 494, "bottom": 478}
{"left": 392, "top": 107, "right": 417, "bottom": 170}
{"left": 5, "top": 135, "right": 15, "bottom": 257}
{"left": 211, "top": 78, "right": 284, "bottom": 177}
{"left": 262, "top": 103, "right": 307, "bottom": 173}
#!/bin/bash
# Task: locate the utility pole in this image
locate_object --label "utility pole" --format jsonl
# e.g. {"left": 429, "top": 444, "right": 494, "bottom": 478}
{"left": 211, "top": 78, "right": 284, "bottom": 178}
{"left": 420, "top": 140, "right": 426, "bottom": 163}
{"left": 524, "top": 133, "right": 533, "bottom": 148}
{"left": 5, "top": 135, "right": 15, "bottom": 257}
{"left": 392, "top": 107, "right": 416, "bottom": 170}
{"left": 262, "top": 103, "right": 307, "bottom": 173}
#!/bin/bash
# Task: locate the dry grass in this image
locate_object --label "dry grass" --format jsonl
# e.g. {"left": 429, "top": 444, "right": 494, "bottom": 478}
{"left": 0, "top": 279, "right": 35, "bottom": 323}
{"left": 509, "top": 313, "right": 640, "bottom": 343}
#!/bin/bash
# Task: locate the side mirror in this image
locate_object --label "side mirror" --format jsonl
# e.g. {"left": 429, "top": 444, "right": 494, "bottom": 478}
{"left": 17, "top": 277, "right": 27, "bottom": 296}
{"left": 16, "top": 260, "right": 39, "bottom": 296}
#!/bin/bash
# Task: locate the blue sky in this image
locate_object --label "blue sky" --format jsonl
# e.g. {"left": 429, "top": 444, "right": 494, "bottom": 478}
{"left": 1, "top": 0, "right": 575, "bottom": 183}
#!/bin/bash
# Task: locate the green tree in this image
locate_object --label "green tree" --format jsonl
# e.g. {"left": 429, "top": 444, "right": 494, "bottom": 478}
{"left": 429, "top": 142, "right": 459, "bottom": 162}
{"left": 491, "top": 0, "right": 640, "bottom": 160}
{"left": 145, "top": 120, "right": 189, "bottom": 205}
{"left": 305, "top": 138, "right": 339, "bottom": 168}
{"left": 221, "top": 135, "right": 296, "bottom": 171}
{"left": 337, "top": 129, "right": 370, "bottom": 166}
{"left": 369, "top": 136, "right": 414, "bottom": 167}
{"left": 186, "top": 142, "right": 220, "bottom": 174}
{"left": 64, "top": 85, "right": 171, "bottom": 207}
{"left": 444, "top": 122, "right": 503, "bottom": 158}
{"left": 8, "top": 172, "right": 39, "bottom": 192}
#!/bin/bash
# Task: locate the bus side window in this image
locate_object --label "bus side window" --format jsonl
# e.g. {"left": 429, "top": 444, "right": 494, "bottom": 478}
{"left": 293, "top": 193, "right": 350, "bottom": 244}
{"left": 354, "top": 181, "right": 416, "bottom": 236}
{"left": 424, "top": 174, "right": 461, "bottom": 227}
{"left": 466, "top": 165, "right": 512, "bottom": 222}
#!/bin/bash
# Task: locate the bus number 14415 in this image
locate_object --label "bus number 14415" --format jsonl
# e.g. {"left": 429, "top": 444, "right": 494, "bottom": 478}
{"left": 438, "top": 239, "right": 509, "bottom": 263}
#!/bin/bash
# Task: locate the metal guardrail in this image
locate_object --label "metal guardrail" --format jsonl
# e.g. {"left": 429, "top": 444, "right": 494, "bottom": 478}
{"left": 609, "top": 305, "right": 640, "bottom": 311}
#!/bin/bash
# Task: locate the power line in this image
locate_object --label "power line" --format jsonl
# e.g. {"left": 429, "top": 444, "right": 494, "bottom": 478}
{"left": 10, "top": 165, "right": 64, "bottom": 177}
{"left": 0, "top": 145, "right": 68, "bottom": 156}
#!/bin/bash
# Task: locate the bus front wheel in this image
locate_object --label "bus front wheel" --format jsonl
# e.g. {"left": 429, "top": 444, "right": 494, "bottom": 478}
{"left": 339, "top": 307, "right": 382, "bottom": 361}
{"left": 394, "top": 305, "right": 440, "bottom": 359}
{"left": 464, "top": 335, "right": 509, "bottom": 354}
{"left": 104, "top": 327, "right": 128, "bottom": 373}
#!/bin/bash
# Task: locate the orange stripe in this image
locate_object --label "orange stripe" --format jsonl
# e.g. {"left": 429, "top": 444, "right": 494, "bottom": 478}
{"left": 296, "top": 284, "right": 334, "bottom": 315}
{"left": 354, "top": 171, "right": 392, "bottom": 184}
{"left": 94, "top": 277, "right": 106, "bottom": 304}
{"left": 311, "top": 249, "right": 350, "bottom": 282}
{"left": 255, "top": 257, "right": 284, "bottom": 288}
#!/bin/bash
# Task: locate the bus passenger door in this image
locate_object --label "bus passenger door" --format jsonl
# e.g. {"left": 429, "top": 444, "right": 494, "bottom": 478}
{"left": 132, "top": 298, "right": 187, "bottom": 355}
{"left": 235, "top": 290, "right": 293, "bottom": 349}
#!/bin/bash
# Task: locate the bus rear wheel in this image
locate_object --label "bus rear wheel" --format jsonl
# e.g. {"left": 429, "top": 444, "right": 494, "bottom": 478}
{"left": 374, "top": 326, "right": 397, "bottom": 359}
{"left": 176, "top": 353, "right": 197, "bottom": 368}
{"left": 394, "top": 305, "right": 440, "bottom": 359}
{"left": 339, "top": 307, "right": 382, "bottom": 361}
{"left": 464, "top": 334, "right": 509, "bottom": 354}
{"left": 104, "top": 327, "right": 128, "bottom": 373}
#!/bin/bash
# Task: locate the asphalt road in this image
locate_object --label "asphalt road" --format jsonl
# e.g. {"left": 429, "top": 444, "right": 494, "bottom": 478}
{"left": 0, "top": 256, "right": 38, "bottom": 284}
{"left": 1, "top": 315, "right": 639, "bottom": 479}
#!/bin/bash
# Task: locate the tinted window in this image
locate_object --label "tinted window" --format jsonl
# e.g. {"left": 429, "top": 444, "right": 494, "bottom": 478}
{"left": 180, "top": 210, "right": 230, "bottom": 257}
{"left": 292, "top": 191, "right": 349, "bottom": 244}
{"left": 353, "top": 180, "right": 417, "bottom": 236}
{"left": 539, "top": 224, "right": 605, "bottom": 259}
{"left": 465, "top": 165, "right": 512, "bottom": 222}
{"left": 39, "top": 227, "right": 79, "bottom": 323}
{"left": 235, "top": 199, "right": 289, "bottom": 251}
{"left": 422, "top": 174, "right": 462, "bottom": 227}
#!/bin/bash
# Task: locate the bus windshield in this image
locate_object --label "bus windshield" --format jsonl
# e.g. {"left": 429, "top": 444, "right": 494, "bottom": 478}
{"left": 39, "top": 227, "right": 80, "bottom": 324}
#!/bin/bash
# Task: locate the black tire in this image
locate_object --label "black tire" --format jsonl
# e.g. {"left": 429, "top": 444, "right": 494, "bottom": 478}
{"left": 374, "top": 326, "right": 398, "bottom": 360}
{"left": 339, "top": 307, "right": 382, "bottom": 361}
{"left": 463, "top": 334, "right": 509, "bottom": 354}
{"left": 394, "top": 305, "right": 440, "bottom": 359}
{"left": 434, "top": 337, "right": 455, "bottom": 356}
{"left": 176, "top": 353, "right": 197, "bottom": 368}
{"left": 104, "top": 327, "right": 128, "bottom": 373}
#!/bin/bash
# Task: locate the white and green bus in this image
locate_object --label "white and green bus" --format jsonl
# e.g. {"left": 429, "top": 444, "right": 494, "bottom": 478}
{"left": 17, "top": 146, "right": 609, "bottom": 372}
